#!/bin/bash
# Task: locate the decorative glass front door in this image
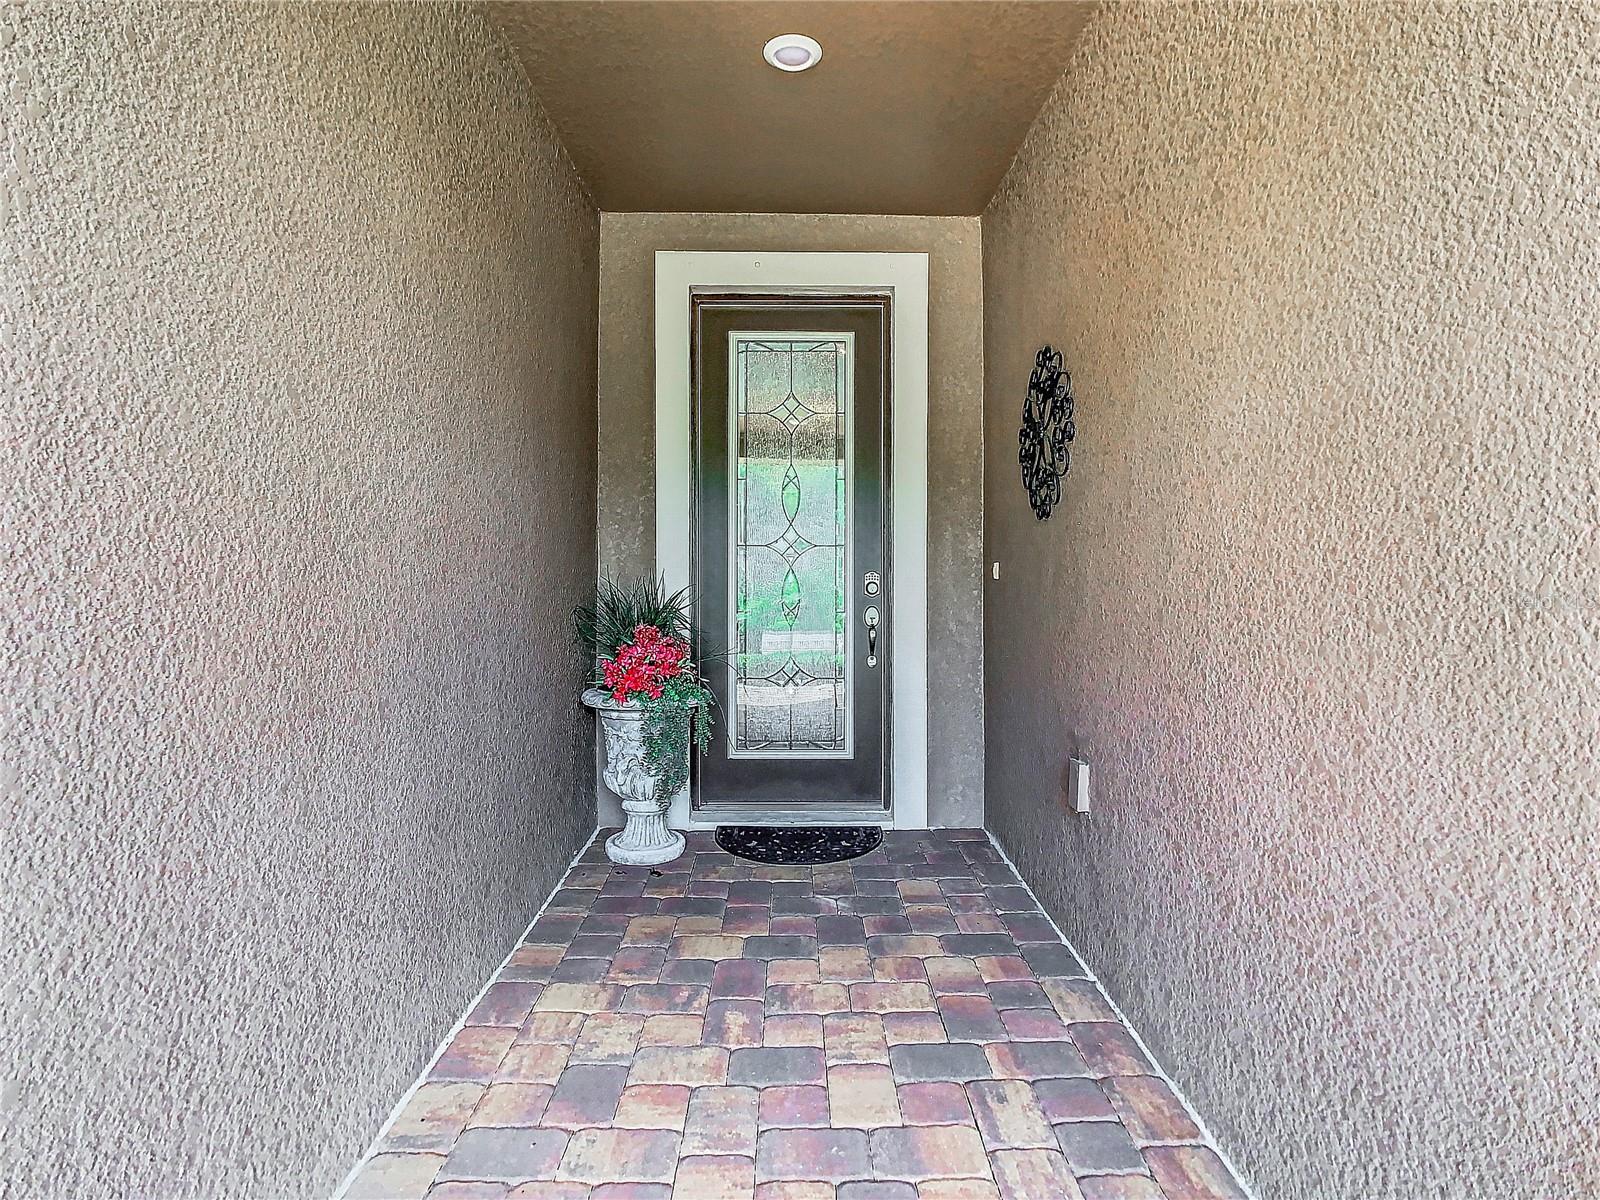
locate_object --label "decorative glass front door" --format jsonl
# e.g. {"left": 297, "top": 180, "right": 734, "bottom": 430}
{"left": 693, "top": 300, "right": 888, "bottom": 810}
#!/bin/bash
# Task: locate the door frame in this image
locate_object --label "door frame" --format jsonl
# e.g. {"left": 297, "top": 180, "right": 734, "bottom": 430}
{"left": 655, "top": 251, "right": 929, "bottom": 831}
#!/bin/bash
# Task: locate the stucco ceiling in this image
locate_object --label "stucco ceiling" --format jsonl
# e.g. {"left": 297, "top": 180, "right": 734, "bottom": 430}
{"left": 486, "top": 2, "right": 1094, "bottom": 216}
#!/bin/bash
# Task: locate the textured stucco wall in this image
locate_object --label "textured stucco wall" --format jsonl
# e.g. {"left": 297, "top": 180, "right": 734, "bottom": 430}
{"left": 983, "top": 3, "right": 1599, "bottom": 1197}
{"left": 597, "top": 213, "right": 985, "bottom": 828}
{"left": 1, "top": 4, "right": 598, "bottom": 1197}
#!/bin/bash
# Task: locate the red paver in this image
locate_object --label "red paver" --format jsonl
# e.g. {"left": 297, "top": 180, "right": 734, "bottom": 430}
{"left": 467, "top": 983, "right": 546, "bottom": 1028}
{"left": 1102, "top": 1075, "right": 1203, "bottom": 1143}
{"left": 432, "top": 1028, "right": 517, "bottom": 1082}
{"left": 1145, "top": 1145, "right": 1249, "bottom": 1199}
{"left": 896, "top": 1082, "right": 973, "bottom": 1127}
{"left": 759, "top": 1084, "right": 832, "bottom": 1129}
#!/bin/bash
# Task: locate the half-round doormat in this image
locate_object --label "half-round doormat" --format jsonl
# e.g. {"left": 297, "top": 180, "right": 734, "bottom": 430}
{"left": 715, "top": 824, "right": 883, "bottom": 865}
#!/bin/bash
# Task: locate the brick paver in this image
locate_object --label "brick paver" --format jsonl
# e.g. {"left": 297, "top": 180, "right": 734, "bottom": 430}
{"left": 682, "top": 1086, "right": 759, "bottom": 1157}
{"left": 1102, "top": 1076, "right": 1203, "bottom": 1144}
{"left": 990, "top": 1147, "right": 1082, "bottom": 1199}
{"left": 756, "top": 1128, "right": 872, "bottom": 1183}
{"left": 968, "top": 1079, "right": 1056, "bottom": 1150}
{"left": 1056, "top": 1118, "right": 1148, "bottom": 1174}
{"left": 612, "top": 1084, "right": 690, "bottom": 1131}
{"left": 347, "top": 830, "right": 1245, "bottom": 1198}
{"left": 869, "top": 1125, "right": 992, "bottom": 1181}
{"left": 826, "top": 1064, "right": 902, "bottom": 1129}
{"left": 437, "top": 1127, "right": 569, "bottom": 1184}
{"left": 383, "top": 1083, "right": 483, "bottom": 1151}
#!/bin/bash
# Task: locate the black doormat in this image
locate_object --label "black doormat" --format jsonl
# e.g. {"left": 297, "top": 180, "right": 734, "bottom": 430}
{"left": 715, "top": 824, "right": 883, "bottom": 865}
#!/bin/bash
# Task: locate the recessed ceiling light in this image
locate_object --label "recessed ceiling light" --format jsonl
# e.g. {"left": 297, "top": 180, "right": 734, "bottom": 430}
{"left": 763, "top": 34, "right": 822, "bottom": 73}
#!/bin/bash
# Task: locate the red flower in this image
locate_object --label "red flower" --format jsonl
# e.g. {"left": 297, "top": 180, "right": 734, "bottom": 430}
{"left": 603, "top": 625, "right": 691, "bottom": 703}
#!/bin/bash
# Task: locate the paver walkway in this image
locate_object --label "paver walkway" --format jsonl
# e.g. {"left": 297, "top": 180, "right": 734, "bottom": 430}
{"left": 345, "top": 829, "right": 1248, "bottom": 1200}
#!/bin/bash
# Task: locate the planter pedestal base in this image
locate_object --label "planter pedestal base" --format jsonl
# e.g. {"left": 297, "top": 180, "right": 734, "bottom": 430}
{"left": 605, "top": 797, "right": 686, "bottom": 866}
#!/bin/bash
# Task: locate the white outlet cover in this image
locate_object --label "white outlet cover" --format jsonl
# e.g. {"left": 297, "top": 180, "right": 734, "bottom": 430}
{"left": 1068, "top": 757, "right": 1090, "bottom": 814}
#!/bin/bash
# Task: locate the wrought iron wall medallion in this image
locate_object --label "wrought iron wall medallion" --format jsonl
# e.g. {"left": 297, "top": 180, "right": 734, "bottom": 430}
{"left": 1018, "top": 345, "right": 1076, "bottom": 520}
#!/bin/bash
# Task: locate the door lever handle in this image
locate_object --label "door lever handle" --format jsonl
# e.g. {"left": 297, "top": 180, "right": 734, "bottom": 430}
{"left": 863, "top": 605, "right": 880, "bottom": 668}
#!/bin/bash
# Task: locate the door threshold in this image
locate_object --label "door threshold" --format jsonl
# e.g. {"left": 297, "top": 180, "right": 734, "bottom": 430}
{"left": 689, "top": 805, "right": 892, "bottom": 829}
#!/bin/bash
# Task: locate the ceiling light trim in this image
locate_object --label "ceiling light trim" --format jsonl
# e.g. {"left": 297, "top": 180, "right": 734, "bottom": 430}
{"left": 763, "top": 33, "right": 822, "bottom": 73}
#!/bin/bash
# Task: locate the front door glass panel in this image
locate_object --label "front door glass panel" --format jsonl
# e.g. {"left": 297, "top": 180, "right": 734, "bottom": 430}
{"left": 730, "top": 334, "right": 852, "bottom": 757}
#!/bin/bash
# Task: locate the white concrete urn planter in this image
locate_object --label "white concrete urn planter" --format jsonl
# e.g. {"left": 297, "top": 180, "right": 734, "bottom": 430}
{"left": 582, "top": 686, "right": 692, "bottom": 866}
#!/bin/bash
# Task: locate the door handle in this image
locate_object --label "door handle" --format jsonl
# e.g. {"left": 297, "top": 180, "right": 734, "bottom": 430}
{"left": 863, "top": 605, "right": 880, "bottom": 668}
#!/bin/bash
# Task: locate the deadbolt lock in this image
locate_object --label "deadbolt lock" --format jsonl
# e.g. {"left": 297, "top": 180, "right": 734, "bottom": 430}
{"left": 863, "top": 571, "right": 881, "bottom": 597}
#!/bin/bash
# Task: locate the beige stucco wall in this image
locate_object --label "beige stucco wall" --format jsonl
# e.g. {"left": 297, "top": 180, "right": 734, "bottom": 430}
{"left": 1, "top": 4, "right": 598, "bottom": 1196}
{"left": 597, "top": 213, "right": 985, "bottom": 827}
{"left": 982, "top": 3, "right": 1599, "bottom": 1197}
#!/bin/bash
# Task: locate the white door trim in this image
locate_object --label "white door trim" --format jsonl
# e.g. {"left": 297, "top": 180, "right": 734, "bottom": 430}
{"left": 655, "top": 250, "right": 929, "bottom": 831}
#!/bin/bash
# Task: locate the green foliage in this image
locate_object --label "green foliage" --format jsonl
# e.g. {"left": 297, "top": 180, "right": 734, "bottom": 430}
{"left": 573, "top": 575, "right": 694, "bottom": 661}
{"left": 641, "top": 673, "right": 714, "bottom": 801}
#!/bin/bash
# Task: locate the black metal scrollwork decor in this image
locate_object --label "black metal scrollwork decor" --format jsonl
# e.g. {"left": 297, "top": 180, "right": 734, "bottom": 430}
{"left": 1018, "top": 345, "right": 1076, "bottom": 520}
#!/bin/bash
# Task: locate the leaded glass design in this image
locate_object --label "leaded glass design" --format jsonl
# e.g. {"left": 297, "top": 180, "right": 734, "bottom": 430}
{"left": 729, "top": 333, "right": 852, "bottom": 756}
